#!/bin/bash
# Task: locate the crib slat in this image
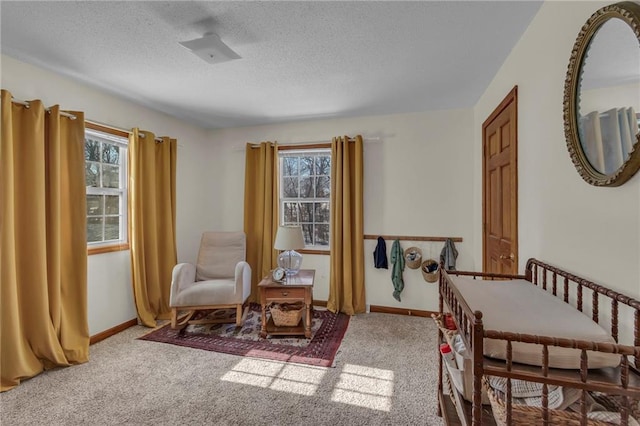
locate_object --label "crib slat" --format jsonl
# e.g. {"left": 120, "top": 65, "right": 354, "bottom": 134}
{"left": 580, "top": 349, "right": 588, "bottom": 426}
{"left": 552, "top": 272, "right": 557, "bottom": 296}
{"left": 564, "top": 277, "right": 569, "bottom": 303}
{"left": 612, "top": 299, "right": 619, "bottom": 342}
{"left": 636, "top": 311, "right": 640, "bottom": 369}
{"left": 621, "top": 356, "right": 629, "bottom": 426}
{"left": 577, "top": 284, "right": 583, "bottom": 312}
{"left": 542, "top": 345, "right": 549, "bottom": 425}
{"left": 507, "top": 341, "right": 512, "bottom": 426}
{"left": 592, "top": 290, "right": 599, "bottom": 323}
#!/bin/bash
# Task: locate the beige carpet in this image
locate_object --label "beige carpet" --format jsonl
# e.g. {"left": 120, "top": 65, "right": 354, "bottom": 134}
{"left": 0, "top": 312, "right": 443, "bottom": 425}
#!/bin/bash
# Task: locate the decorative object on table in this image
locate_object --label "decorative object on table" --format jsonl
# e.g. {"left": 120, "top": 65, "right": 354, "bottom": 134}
{"left": 271, "top": 267, "right": 286, "bottom": 282}
{"left": 440, "top": 238, "right": 458, "bottom": 270}
{"left": 274, "top": 225, "right": 305, "bottom": 276}
{"left": 138, "top": 303, "right": 350, "bottom": 367}
{"left": 404, "top": 246, "right": 422, "bottom": 269}
{"left": 269, "top": 302, "right": 305, "bottom": 327}
{"left": 390, "top": 239, "right": 405, "bottom": 301}
{"left": 421, "top": 258, "right": 440, "bottom": 283}
{"left": 373, "top": 236, "right": 388, "bottom": 269}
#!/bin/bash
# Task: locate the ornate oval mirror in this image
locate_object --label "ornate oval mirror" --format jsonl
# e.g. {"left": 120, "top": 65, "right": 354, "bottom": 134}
{"left": 564, "top": 1, "right": 640, "bottom": 186}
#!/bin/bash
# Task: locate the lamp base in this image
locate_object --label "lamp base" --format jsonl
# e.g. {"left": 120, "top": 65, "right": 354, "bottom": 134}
{"left": 277, "top": 249, "right": 303, "bottom": 276}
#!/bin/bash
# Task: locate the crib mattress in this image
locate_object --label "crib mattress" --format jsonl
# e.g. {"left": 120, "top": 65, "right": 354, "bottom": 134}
{"left": 451, "top": 276, "right": 621, "bottom": 369}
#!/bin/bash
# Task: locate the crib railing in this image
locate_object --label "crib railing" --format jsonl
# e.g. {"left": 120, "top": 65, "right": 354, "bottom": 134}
{"left": 526, "top": 258, "right": 640, "bottom": 369}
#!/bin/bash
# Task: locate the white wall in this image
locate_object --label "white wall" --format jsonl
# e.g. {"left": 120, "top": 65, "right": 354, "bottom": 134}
{"left": 1, "top": 55, "right": 215, "bottom": 335}
{"left": 473, "top": 1, "right": 640, "bottom": 341}
{"left": 208, "top": 109, "right": 475, "bottom": 312}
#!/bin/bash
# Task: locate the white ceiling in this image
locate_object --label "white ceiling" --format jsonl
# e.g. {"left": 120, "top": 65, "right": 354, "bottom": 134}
{"left": 0, "top": 1, "right": 542, "bottom": 129}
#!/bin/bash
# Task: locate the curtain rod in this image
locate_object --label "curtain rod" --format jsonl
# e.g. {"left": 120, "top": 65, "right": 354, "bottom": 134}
{"left": 10, "top": 98, "right": 166, "bottom": 142}
{"left": 246, "top": 136, "right": 381, "bottom": 149}
{"left": 85, "top": 119, "right": 163, "bottom": 143}
{"left": 11, "top": 97, "right": 77, "bottom": 120}
{"left": 363, "top": 234, "right": 463, "bottom": 243}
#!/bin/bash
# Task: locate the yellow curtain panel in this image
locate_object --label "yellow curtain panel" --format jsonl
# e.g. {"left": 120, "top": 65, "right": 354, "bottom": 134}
{"left": 1, "top": 89, "right": 89, "bottom": 391}
{"left": 327, "top": 135, "right": 365, "bottom": 315}
{"left": 128, "top": 129, "right": 177, "bottom": 328}
{"left": 243, "top": 142, "right": 279, "bottom": 303}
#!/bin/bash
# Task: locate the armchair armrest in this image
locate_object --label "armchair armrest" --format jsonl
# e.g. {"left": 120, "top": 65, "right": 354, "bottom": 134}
{"left": 234, "top": 261, "right": 252, "bottom": 302}
{"left": 169, "top": 263, "right": 196, "bottom": 307}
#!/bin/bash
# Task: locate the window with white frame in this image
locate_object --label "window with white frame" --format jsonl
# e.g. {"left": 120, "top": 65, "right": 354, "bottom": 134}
{"left": 279, "top": 149, "right": 331, "bottom": 249}
{"left": 84, "top": 128, "right": 128, "bottom": 248}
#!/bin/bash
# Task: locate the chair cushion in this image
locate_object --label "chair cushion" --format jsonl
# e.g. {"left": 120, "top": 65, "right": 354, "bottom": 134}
{"left": 196, "top": 232, "right": 245, "bottom": 281}
{"left": 171, "top": 279, "right": 240, "bottom": 307}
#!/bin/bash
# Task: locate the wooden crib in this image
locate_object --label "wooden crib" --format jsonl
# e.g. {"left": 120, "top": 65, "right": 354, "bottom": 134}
{"left": 436, "top": 258, "right": 640, "bottom": 425}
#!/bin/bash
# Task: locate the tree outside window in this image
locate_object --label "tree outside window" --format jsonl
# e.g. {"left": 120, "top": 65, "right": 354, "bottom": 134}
{"left": 85, "top": 128, "right": 128, "bottom": 248}
{"left": 280, "top": 149, "right": 331, "bottom": 249}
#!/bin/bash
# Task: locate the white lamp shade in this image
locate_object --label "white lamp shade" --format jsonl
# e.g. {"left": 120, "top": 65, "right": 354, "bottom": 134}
{"left": 274, "top": 226, "right": 305, "bottom": 250}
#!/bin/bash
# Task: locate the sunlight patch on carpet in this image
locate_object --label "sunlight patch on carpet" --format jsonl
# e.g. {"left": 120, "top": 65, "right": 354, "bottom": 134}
{"left": 331, "top": 364, "right": 394, "bottom": 411}
{"left": 221, "top": 358, "right": 327, "bottom": 396}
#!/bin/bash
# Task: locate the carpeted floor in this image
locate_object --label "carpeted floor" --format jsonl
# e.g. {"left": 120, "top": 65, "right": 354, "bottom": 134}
{"left": 0, "top": 312, "right": 443, "bottom": 425}
{"left": 138, "top": 304, "right": 349, "bottom": 367}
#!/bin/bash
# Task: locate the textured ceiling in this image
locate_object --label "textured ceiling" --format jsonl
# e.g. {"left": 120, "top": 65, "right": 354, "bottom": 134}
{"left": 0, "top": 1, "right": 542, "bottom": 129}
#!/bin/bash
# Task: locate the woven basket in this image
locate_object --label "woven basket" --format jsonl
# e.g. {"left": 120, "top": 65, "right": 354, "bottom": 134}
{"left": 421, "top": 259, "right": 440, "bottom": 283}
{"left": 270, "top": 302, "right": 304, "bottom": 327}
{"left": 404, "top": 247, "right": 422, "bottom": 269}
{"left": 483, "top": 376, "right": 638, "bottom": 426}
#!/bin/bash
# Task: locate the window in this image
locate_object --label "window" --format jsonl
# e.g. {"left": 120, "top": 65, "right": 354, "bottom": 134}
{"left": 279, "top": 149, "right": 331, "bottom": 250}
{"left": 84, "top": 124, "right": 128, "bottom": 253}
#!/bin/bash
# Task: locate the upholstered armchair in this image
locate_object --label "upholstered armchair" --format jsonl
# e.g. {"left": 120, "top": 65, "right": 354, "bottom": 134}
{"left": 169, "top": 231, "right": 251, "bottom": 329}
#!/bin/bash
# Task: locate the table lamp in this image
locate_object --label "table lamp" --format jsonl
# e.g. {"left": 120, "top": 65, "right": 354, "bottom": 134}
{"left": 274, "top": 225, "right": 305, "bottom": 276}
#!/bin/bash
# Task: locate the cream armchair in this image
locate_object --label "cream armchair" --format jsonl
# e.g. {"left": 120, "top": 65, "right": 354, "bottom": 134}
{"left": 169, "top": 231, "right": 251, "bottom": 329}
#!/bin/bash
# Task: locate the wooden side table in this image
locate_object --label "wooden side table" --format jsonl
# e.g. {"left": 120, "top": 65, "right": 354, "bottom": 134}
{"left": 258, "top": 269, "right": 315, "bottom": 338}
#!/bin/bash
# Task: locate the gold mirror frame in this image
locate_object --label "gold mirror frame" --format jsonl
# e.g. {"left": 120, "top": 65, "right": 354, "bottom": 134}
{"left": 563, "top": 1, "right": 640, "bottom": 186}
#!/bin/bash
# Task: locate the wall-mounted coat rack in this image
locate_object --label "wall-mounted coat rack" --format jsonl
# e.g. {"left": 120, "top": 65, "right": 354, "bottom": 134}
{"left": 363, "top": 234, "right": 462, "bottom": 243}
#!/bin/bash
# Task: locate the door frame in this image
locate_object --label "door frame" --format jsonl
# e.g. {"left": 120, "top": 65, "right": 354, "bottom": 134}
{"left": 482, "top": 86, "right": 518, "bottom": 273}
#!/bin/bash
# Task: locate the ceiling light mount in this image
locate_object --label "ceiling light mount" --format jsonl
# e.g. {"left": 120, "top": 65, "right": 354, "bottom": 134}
{"left": 179, "top": 32, "right": 240, "bottom": 65}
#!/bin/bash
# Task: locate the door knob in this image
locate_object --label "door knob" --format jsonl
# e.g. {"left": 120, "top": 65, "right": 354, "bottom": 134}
{"left": 499, "top": 253, "right": 515, "bottom": 260}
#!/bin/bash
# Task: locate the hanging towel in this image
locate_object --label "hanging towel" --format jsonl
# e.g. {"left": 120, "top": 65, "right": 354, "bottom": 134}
{"left": 390, "top": 239, "right": 405, "bottom": 301}
{"left": 373, "top": 237, "right": 388, "bottom": 269}
{"left": 440, "top": 238, "right": 458, "bottom": 270}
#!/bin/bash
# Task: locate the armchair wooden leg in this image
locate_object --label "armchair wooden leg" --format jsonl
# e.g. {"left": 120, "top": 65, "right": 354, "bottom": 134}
{"left": 172, "top": 310, "right": 195, "bottom": 330}
{"left": 236, "top": 304, "right": 249, "bottom": 327}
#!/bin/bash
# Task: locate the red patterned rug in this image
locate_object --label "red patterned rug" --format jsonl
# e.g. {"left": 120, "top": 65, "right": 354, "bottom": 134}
{"left": 138, "top": 303, "right": 350, "bottom": 367}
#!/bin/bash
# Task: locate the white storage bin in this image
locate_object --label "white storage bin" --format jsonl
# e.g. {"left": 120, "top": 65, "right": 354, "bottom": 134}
{"left": 443, "top": 350, "right": 490, "bottom": 404}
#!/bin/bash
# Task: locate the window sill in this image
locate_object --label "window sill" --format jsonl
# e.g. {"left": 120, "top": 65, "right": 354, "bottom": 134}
{"left": 88, "top": 243, "right": 130, "bottom": 255}
{"left": 299, "top": 249, "right": 330, "bottom": 256}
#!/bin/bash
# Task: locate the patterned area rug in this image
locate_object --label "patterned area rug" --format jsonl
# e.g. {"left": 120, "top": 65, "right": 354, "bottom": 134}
{"left": 138, "top": 303, "right": 350, "bottom": 367}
